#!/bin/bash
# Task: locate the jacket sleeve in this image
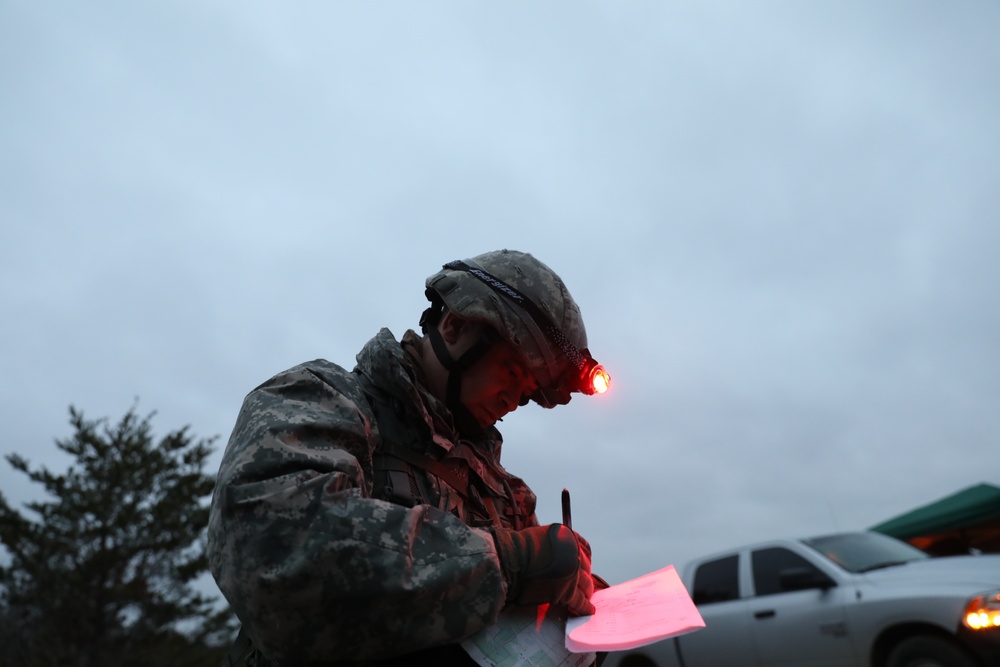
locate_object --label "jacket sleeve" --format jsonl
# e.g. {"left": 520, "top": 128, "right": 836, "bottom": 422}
{"left": 207, "top": 361, "right": 509, "bottom": 662}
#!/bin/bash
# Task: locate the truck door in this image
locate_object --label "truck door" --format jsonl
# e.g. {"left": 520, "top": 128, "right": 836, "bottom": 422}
{"left": 680, "top": 554, "right": 760, "bottom": 667}
{"left": 748, "top": 547, "right": 858, "bottom": 667}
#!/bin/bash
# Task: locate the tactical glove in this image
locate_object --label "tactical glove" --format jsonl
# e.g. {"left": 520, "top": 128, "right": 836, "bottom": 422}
{"left": 492, "top": 524, "right": 596, "bottom": 616}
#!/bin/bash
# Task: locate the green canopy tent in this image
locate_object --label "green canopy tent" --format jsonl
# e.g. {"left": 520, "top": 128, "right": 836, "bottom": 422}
{"left": 870, "top": 483, "right": 1000, "bottom": 556}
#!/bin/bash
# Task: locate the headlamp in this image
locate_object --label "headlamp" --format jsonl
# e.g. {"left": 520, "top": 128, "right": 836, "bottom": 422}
{"left": 571, "top": 346, "right": 611, "bottom": 396}
{"left": 583, "top": 360, "right": 611, "bottom": 395}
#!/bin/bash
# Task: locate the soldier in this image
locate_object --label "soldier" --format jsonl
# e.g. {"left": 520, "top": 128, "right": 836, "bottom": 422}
{"left": 208, "top": 249, "right": 612, "bottom": 665}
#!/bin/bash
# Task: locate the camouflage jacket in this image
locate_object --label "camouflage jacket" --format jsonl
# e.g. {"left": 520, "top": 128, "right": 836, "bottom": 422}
{"left": 207, "top": 328, "right": 539, "bottom": 664}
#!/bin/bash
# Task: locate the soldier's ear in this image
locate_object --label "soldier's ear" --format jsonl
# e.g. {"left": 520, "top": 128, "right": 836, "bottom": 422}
{"left": 439, "top": 310, "right": 473, "bottom": 344}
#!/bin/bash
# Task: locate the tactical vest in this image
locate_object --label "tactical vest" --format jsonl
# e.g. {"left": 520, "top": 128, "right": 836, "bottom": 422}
{"left": 359, "top": 373, "right": 531, "bottom": 531}
{"left": 222, "top": 374, "right": 527, "bottom": 667}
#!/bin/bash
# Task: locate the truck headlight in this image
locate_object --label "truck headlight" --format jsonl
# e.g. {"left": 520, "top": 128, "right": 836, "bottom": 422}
{"left": 963, "top": 590, "right": 1000, "bottom": 630}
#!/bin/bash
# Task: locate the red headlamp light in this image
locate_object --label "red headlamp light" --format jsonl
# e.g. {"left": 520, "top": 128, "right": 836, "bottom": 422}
{"left": 530, "top": 356, "right": 611, "bottom": 407}
{"left": 584, "top": 362, "right": 611, "bottom": 395}
{"left": 576, "top": 348, "right": 611, "bottom": 396}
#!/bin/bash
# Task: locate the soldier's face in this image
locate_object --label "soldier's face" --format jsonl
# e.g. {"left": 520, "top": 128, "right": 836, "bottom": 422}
{"left": 460, "top": 341, "right": 539, "bottom": 428}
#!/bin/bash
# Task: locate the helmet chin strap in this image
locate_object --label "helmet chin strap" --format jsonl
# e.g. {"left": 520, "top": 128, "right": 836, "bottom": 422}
{"left": 425, "top": 323, "right": 496, "bottom": 437}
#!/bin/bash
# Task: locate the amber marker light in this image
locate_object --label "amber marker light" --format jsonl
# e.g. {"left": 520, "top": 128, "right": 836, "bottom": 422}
{"left": 963, "top": 591, "right": 1000, "bottom": 630}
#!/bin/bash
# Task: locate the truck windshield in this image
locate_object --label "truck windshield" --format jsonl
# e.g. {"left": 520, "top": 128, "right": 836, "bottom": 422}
{"left": 802, "top": 532, "right": 929, "bottom": 573}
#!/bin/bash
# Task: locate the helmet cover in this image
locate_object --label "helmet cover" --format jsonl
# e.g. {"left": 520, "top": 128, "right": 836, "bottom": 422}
{"left": 424, "top": 249, "right": 592, "bottom": 407}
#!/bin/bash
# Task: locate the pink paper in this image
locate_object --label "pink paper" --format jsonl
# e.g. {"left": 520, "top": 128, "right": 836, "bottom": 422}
{"left": 565, "top": 565, "right": 705, "bottom": 653}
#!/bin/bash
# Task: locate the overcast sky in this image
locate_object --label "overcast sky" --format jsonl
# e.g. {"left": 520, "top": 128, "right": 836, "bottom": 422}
{"left": 3, "top": 1, "right": 999, "bottom": 595}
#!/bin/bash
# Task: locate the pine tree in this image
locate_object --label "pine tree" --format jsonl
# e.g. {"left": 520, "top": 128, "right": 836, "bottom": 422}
{"left": 0, "top": 405, "right": 236, "bottom": 667}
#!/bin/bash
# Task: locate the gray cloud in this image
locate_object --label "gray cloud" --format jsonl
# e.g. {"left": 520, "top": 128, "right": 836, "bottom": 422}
{"left": 2, "top": 1, "right": 998, "bottom": 592}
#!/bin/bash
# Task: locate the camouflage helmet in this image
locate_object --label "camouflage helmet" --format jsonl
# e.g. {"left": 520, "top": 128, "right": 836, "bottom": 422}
{"left": 423, "top": 249, "right": 609, "bottom": 408}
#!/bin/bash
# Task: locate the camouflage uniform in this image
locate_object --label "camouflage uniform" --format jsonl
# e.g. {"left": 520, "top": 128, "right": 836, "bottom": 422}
{"left": 208, "top": 328, "right": 538, "bottom": 665}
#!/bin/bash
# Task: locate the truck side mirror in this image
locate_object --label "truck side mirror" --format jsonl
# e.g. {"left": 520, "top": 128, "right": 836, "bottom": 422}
{"left": 779, "top": 567, "right": 836, "bottom": 592}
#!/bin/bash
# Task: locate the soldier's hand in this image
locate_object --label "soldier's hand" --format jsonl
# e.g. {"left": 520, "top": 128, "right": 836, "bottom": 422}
{"left": 492, "top": 524, "right": 596, "bottom": 616}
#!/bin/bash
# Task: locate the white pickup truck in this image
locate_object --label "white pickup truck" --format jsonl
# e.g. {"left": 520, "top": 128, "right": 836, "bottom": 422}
{"left": 603, "top": 531, "right": 1000, "bottom": 667}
